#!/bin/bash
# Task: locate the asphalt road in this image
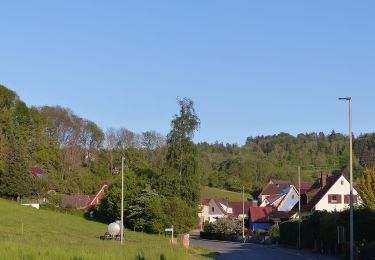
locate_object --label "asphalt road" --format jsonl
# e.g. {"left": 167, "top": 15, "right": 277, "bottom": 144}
{"left": 190, "top": 234, "right": 338, "bottom": 260}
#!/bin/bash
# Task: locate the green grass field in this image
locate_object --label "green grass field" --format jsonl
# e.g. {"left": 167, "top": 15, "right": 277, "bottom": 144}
{"left": 0, "top": 199, "right": 205, "bottom": 260}
{"left": 200, "top": 186, "right": 250, "bottom": 201}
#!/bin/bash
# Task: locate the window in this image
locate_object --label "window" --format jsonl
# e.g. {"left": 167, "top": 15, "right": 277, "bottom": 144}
{"left": 341, "top": 180, "right": 344, "bottom": 185}
{"left": 344, "top": 195, "right": 358, "bottom": 204}
{"left": 328, "top": 194, "right": 342, "bottom": 204}
{"left": 292, "top": 194, "right": 295, "bottom": 199}
{"left": 212, "top": 207, "right": 215, "bottom": 213}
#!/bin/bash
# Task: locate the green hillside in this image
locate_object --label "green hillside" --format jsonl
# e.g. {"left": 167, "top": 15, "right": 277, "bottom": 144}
{"left": 0, "top": 199, "right": 200, "bottom": 260}
{"left": 200, "top": 186, "right": 250, "bottom": 201}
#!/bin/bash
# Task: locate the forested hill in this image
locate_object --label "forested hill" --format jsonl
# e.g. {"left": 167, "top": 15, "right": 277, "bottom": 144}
{"left": 197, "top": 132, "right": 375, "bottom": 193}
{"left": 1, "top": 84, "right": 374, "bottom": 200}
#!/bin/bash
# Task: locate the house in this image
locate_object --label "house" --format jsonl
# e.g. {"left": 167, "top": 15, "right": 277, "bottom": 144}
{"left": 259, "top": 179, "right": 312, "bottom": 205}
{"left": 248, "top": 207, "right": 290, "bottom": 232}
{"left": 88, "top": 183, "right": 108, "bottom": 207}
{"left": 31, "top": 166, "right": 44, "bottom": 177}
{"left": 61, "top": 194, "right": 91, "bottom": 209}
{"left": 228, "top": 201, "right": 258, "bottom": 219}
{"left": 198, "top": 198, "right": 257, "bottom": 227}
{"left": 60, "top": 183, "right": 109, "bottom": 210}
{"left": 258, "top": 179, "right": 291, "bottom": 204}
{"left": 300, "top": 173, "right": 361, "bottom": 214}
{"left": 206, "top": 198, "right": 232, "bottom": 223}
{"left": 198, "top": 199, "right": 210, "bottom": 228}
{"left": 261, "top": 185, "right": 300, "bottom": 212}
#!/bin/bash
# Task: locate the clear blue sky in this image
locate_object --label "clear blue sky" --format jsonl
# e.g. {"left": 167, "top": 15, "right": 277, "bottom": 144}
{"left": 1, "top": 1, "right": 374, "bottom": 144}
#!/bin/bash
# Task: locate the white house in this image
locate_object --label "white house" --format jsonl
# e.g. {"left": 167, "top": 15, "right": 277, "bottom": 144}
{"left": 198, "top": 198, "right": 257, "bottom": 227}
{"left": 302, "top": 173, "right": 361, "bottom": 213}
{"left": 260, "top": 185, "right": 300, "bottom": 212}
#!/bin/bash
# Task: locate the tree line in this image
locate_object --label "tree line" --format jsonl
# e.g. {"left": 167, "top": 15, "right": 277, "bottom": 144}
{"left": 1, "top": 84, "right": 375, "bottom": 233}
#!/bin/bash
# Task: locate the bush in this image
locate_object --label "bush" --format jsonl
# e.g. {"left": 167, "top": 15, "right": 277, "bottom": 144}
{"left": 255, "top": 229, "right": 268, "bottom": 237}
{"left": 269, "top": 225, "right": 280, "bottom": 241}
{"left": 203, "top": 218, "right": 242, "bottom": 235}
{"left": 47, "top": 193, "right": 62, "bottom": 207}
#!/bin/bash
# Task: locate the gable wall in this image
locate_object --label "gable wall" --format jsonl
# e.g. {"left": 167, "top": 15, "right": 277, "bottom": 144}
{"left": 278, "top": 187, "right": 299, "bottom": 212}
{"left": 315, "top": 175, "right": 360, "bottom": 212}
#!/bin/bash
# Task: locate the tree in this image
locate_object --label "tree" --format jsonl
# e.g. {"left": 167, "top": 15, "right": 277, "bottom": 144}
{"left": 165, "top": 97, "right": 200, "bottom": 205}
{"left": 358, "top": 168, "right": 375, "bottom": 210}
{"left": 141, "top": 131, "right": 165, "bottom": 150}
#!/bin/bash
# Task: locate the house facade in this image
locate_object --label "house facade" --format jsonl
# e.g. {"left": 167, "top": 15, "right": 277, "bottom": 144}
{"left": 303, "top": 173, "right": 361, "bottom": 213}
{"left": 198, "top": 198, "right": 257, "bottom": 227}
{"left": 273, "top": 185, "right": 300, "bottom": 212}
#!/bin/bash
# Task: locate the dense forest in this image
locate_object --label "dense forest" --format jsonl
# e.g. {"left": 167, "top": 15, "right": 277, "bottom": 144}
{"left": 1, "top": 84, "right": 375, "bottom": 231}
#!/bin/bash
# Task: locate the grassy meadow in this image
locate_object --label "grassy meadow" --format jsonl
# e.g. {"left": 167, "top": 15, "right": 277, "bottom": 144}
{"left": 0, "top": 199, "right": 205, "bottom": 260}
{"left": 200, "top": 186, "right": 249, "bottom": 201}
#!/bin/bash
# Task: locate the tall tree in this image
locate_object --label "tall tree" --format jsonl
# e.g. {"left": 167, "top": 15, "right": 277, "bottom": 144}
{"left": 358, "top": 168, "right": 375, "bottom": 210}
{"left": 165, "top": 97, "right": 200, "bottom": 205}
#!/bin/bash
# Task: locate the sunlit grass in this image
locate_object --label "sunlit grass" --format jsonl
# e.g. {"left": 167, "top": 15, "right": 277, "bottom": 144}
{"left": 0, "top": 199, "right": 200, "bottom": 259}
{"left": 201, "top": 186, "right": 247, "bottom": 201}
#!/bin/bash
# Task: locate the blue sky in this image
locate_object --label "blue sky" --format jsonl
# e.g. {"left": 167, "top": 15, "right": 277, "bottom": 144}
{"left": 1, "top": 1, "right": 374, "bottom": 144}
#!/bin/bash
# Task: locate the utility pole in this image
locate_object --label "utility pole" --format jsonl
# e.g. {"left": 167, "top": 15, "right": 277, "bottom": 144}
{"left": 298, "top": 166, "right": 301, "bottom": 249}
{"left": 339, "top": 97, "right": 354, "bottom": 260}
{"left": 242, "top": 186, "right": 245, "bottom": 242}
{"left": 121, "top": 156, "right": 125, "bottom": 245}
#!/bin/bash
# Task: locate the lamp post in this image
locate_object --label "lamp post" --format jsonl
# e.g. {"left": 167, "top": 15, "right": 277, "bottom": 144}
{"left": 242, "top": 186, "right": 245, "bottom": 242}
{"left": 338, "top": 97, "right": 353, "bottom": 260}
{"left": 121, "top": 156, "right": 125, "bottom": 245}
{"left": 298, "top": 166, "right": 301, "bottom": 249}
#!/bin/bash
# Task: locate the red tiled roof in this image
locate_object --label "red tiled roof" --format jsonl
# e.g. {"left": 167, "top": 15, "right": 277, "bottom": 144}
{"left": 31, "top": 166, "right": 43, "bottom": 177}
{"left": 249, "top": 207, "right": 274, "bottom": 222}
{"left": 201, "top": 199, "right": 210, "bottom": 206}
{"left": 267, "top": 194, "right": 281, "bottom": 204}
{"left": 228, "top": 201, "right": 256, "bottom": 217}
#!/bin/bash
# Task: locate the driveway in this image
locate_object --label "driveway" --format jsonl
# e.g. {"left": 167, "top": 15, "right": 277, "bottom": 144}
{"left": 190, "top": 233, "right": 338, "bottom": 260}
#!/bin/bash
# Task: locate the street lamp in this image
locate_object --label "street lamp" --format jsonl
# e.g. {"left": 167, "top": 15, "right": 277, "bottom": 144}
{"left": 121, "top": 156, "right": 125, "bottom": 245}
{"left": 298, "top": 166, "right": 301, "bottom": 249}
{"left": 338, "top": 97, "right": 353, "bottom": 260}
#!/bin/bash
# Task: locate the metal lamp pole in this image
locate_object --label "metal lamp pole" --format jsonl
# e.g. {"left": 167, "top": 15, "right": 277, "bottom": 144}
{"left": 298, "top": 166, "right": 301, "bottom": 249}
{"left": 121, "top": 156, "right": 125, "bottom": 245}
{"left": 339, "top": 97, "right": 353, "bottom": 260}
{"left": 242, "top": 186, "right": 245, "bottom": 242}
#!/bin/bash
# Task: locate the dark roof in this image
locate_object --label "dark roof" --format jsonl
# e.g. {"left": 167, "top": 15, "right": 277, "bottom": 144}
{"left": 228, "top": 201, "right": 256, "bottom": 217}
{"left": 260, "top": 183, "right": 291, "bottom": 196}
{"left": 61, "top": 194, "right": 90, "bottom": 209}
{"left": 269, "top": 179, "right": 290, "bottom": 185}
{"left": 260, "top": 179, "right": 313, "bottom": 196}
{"left": 302, "top": 174, "right": 342, "bottom": 212}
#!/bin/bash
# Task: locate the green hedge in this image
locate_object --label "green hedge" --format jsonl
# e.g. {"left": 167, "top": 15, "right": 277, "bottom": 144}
{"left": 279, "top": 208, "right": 375, "bottom": 256}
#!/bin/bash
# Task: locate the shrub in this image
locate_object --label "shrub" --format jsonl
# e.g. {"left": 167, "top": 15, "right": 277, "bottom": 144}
{"left": 255, "top": 229, "right": 268, "bottom": 237}
{"left": 269, "top": 225, "right": 280, "bottom": 241}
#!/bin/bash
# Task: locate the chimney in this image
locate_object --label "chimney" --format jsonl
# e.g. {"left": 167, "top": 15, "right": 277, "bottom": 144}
{"left": 321, "top": 172, "right": 327, "bottom": 188}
